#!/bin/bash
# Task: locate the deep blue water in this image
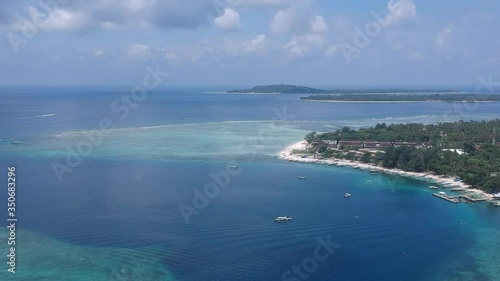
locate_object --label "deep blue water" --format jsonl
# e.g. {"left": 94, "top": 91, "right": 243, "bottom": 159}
{"left": 0, "top": 88, "right": 499, "bottom": 281}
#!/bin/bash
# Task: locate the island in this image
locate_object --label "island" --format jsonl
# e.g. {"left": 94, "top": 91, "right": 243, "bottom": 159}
{"left": 228, "top": 84, "right": 328, "bottom": 94}
{"left": 279, "top": 119, "right": 500, "bottom": 203}
{"left": 302, "top": 93, "right": 500, "bottom": 102}
{"left": 228, "top": 85, "right": 500, "bottom": 102}
{"left": 227, "top": 84, "right": 458, "bottom": 95}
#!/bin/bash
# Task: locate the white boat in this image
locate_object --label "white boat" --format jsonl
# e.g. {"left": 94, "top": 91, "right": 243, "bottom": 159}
{"left": 428, "top": 186, "right": 438, "bottom": 190}
{"left": 344, "top": 193, "right": 352, "bottom": 198}
{"left": 297, "top": 176, "right": 306, "bottom": 180}
{"left": 275, "top": 216, "right": 292, "bottom": 222}
{"left": 493, "top": 202, "right": 500, "bottom": 207}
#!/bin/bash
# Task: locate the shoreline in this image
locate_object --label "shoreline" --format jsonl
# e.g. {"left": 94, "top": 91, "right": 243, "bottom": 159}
{"left": 278, "top": 141, "right": 494, "bottom": 200}
{"left": 302, "top": 100, "right": 500, "bottom": 104}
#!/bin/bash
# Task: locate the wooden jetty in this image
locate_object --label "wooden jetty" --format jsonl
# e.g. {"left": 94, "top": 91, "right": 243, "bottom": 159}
{"left": 433, "top": 192, "right": 460, "bottom": 203}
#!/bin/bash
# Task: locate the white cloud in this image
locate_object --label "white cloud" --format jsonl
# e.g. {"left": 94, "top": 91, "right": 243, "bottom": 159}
{"left": 214, "top": 8, "right": 241, "bottom": 30}
{"left": 271, "top": 5, "right": 308, "bottom": 33}
{"left": 325, "top": 44, "right": 342, "bottom": 57}
{"left": 435, "top": 24, "right": 453, "bottom": 48}
{"left": 388, "top": 0, "right": 417, "bottom": 24}
{"left": 229, "top": 0, "right": 295, "bottom": 8}
{"left": 271, "top": 5, "right": 296, "bottom": 33}
{"left": 126, "top": 43, "right": 151, "bottom": 60}
{"left": 222, "top": 34, "right": 268, "bottom": 56}
{"left": 124, "top": 0, "right": 156, "bottom": 12}
{"left": 283, "top": 34, "right": 325, "bottom": 55}
{"left": 2, "top": 0, "right": 217, "bottom": 33}
{"left": 43, "top": 9, "right": 91, "bottom": 32}
{"left": 242, "top": 34, "right": 268, "bottom": 54}
{"left": 23, "top": 6, "right": 91, "bottom": 33}
{"left": 283, "top": 37, "right": 301, "bottom": 55}
{"left": 310, "top": 15, "right": 328, "bottom": 33}
{"left": 271, "top": 3, "right": 328, "bottom": 35}
{"left": 158, "top": 41, "right": 220, "bottom": 64}
{"left": 93, "top": 49, "right": 105, "bottom": 57}
{"left": 165, "top": 52, "right": 181, "bottom": 64}
{"left": 271, "top": 2, "right": 330, "bottom": 57}
{"left": 99, "top": 21, "right": 121, "bottom": 30}
{"left": 271, "top": 4, "right": 312, "bottom": 33}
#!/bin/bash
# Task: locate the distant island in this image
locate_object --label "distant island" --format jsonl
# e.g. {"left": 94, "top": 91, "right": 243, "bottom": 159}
{"left": 227, "top": 84, "right": 457, "bottom": 94}
{"left": 302, "top": 93, "right": 500, "bottom": 102}
{"left": 280, "top": 119, "right": 500, "bottom": 197}
{"left": 228, "top": 84, "right": 328, "bottom": 94}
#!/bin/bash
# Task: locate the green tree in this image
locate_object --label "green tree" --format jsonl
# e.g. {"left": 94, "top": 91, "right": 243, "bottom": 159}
{"left": 361, "top": 152, "right": 371, "bottom": 163}
{"left": 305, "top": 132, "right": 317, "bottom": 144}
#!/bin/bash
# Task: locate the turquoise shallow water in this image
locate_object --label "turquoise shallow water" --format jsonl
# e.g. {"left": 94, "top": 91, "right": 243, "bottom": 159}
{"left": 0, "top": 228, "right": 175, "bottom": 281}
{"left": 0, "top": 89, "right": 499, "bottom": 280}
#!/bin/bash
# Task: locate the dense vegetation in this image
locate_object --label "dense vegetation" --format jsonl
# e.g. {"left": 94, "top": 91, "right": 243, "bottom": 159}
{"left": 305, "top": 120, "right": 500, "bottom": 193}
{"left": 228, "top": 85, "right": 327, "bottom": 94}
{"left": 302, "top": 93, "right": 500, "bottom": 102}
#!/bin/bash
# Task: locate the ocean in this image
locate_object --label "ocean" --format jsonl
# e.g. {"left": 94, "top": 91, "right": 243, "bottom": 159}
{"left": 0, "top": 87, "right": 499, "bottom": 281}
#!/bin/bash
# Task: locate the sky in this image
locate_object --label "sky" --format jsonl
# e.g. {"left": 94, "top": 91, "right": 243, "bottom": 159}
{"left": 0, "top": 0, "right": 499, "bottom": 87}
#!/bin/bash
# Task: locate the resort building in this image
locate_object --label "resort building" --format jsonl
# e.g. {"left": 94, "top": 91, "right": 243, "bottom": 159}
{"left": 320, "top": 140, "right": 338, "bottom": 149}
{"left": 393, "top": 141, "right": 419, "bottom": 147}
{"left": 338, "top": 140, "right": 363, "bottom": 149}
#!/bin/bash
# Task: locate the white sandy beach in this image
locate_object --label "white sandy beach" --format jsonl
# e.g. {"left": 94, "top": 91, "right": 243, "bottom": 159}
{"left": 278, "top": 141, "right": 494, "bottom": 200}
{"left": 303, "top": 100, "right": 500, "bottom": 104}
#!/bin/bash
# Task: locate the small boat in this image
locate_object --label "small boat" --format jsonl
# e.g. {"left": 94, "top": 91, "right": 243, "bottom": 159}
{"left": 229, "top": 165, "right": 239, "bottom": 170}
{"left": 428, "top": 186, "right": 438, "bottom": 190}
{"left": 344, "top": 193, "right": 352, "bottom": 198}
{"left": 297, "top": 176, "right": 306, "bottom": 180}
{"left": 369, "top": 170, "right": 378, "bottom": 174}
{"left": 274, "top": 216, "right": 292, "bottom": 222}
{"left": 494, "top": 202, "right": 500, "bottom": 207}
{"left": 450, "top": 188, "right": 465, "bottom": 191}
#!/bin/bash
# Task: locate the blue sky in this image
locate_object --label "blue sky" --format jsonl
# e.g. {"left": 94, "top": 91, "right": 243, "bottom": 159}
{"left": 0, "top": 0, "right": 499, "bottom": 87}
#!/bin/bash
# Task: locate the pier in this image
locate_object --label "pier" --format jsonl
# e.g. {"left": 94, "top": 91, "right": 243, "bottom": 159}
{"left": 433, "top": 192, "right": 491, "bottom": 204}
{"left": 432, "top": 193, "right": 460, "bottom": 203}
{"left": 459, "top": 194, "right": 488, "bottom": 202}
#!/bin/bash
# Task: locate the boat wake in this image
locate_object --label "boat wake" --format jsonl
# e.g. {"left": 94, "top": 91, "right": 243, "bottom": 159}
{"left": 19, "top": 113, "right": 56, "bottom": 119}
